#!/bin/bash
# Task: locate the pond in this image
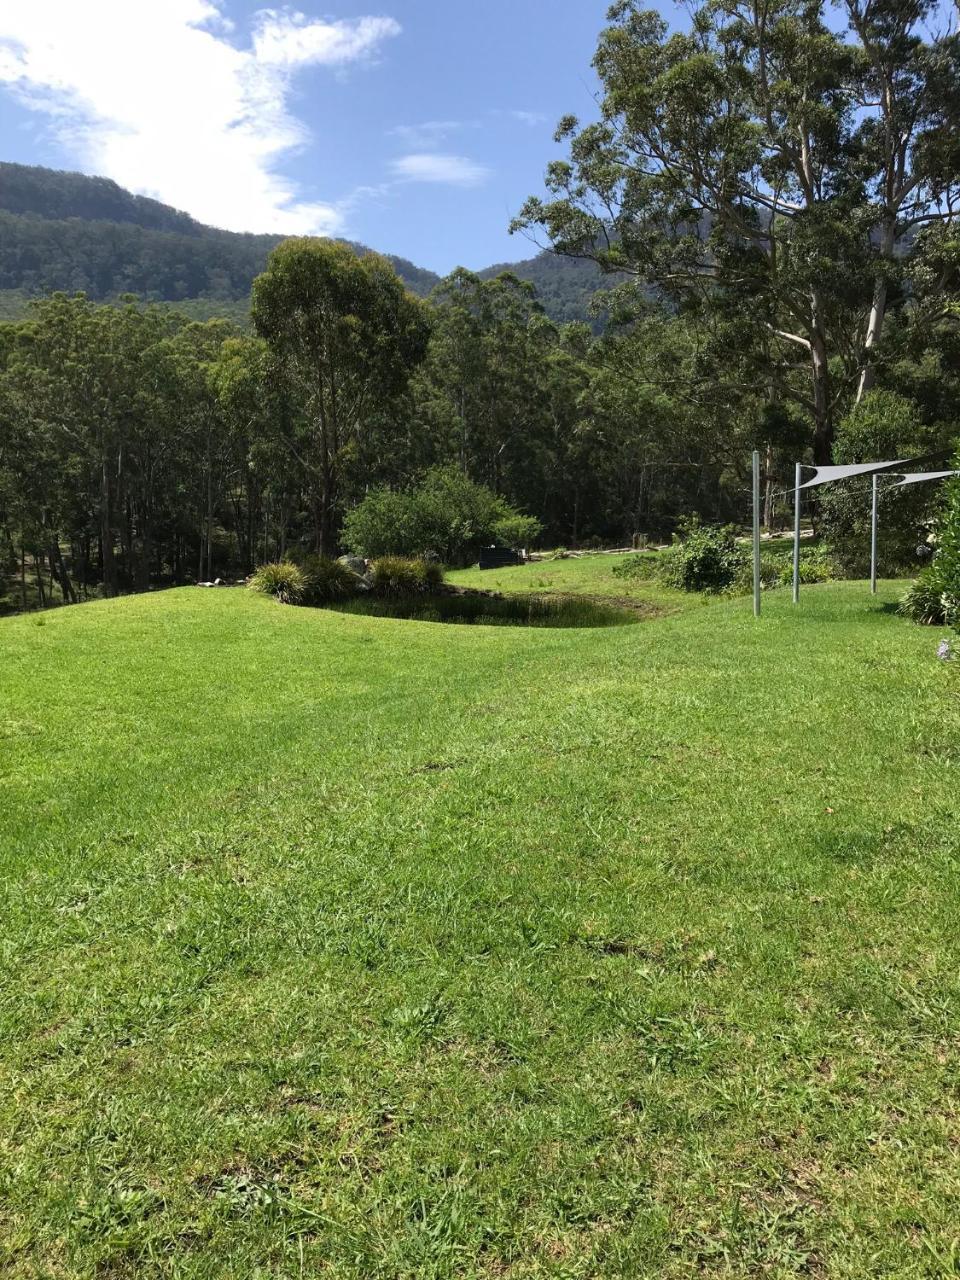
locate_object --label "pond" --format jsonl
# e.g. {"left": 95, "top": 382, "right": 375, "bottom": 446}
{"left": 328, "top": 591, "right": 639, "bottom": 629}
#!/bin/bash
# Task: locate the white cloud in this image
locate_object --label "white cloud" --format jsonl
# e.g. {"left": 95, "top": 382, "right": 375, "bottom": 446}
{"left": 507, "top": 109, "right": 547, "bottom": 127}
{"left": 388, "top": 120, "right": 470, "bottom": 148}
{"left": 0, "top": 1, "right": 401, "bottom": 235}
{"left": 389, "top": 153, "right": 491, "bottom": 187}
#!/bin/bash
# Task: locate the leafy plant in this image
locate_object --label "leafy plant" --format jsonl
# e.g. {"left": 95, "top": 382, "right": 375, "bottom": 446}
{"left": 902, "top": 468, "right": 960, "bottom": 632}
{"left": 611, "top": 553, "right": 658, "bottom": 581}
{"left": 658, "top": 525, "right": 746, "bottom": 594}
{"left": 299, "top": 555, "right": 361, "bottom": 605}
{"left": 492, "top": 514, "right": 542, "bottom": 550}
{"left": 342, "top": 467, "right": 536, "bottom": 567}
{"left": 248, "top": 561, "right": 308, "bottom": 605}
{"left": 369, "top": 557, "right": 443, "bottom": 596}
{"left": 899, "top": 569, "right": 951, "bottom": 625}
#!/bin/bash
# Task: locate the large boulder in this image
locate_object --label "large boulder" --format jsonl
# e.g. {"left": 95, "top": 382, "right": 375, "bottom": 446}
{"left": 337, "top": 554, "right": 367, "bottom": 577}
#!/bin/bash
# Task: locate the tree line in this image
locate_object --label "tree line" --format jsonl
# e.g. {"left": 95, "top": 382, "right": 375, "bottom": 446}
{"left": 1, "top": 0, "right": 958, "bottom": 610}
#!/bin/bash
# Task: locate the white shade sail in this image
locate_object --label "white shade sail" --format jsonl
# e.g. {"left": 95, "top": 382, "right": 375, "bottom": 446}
{"left": 891, "top": 469, "right": 960, "bottom": 489}
{"left": 798, "top": 459, "right": 910, "bottom": 490}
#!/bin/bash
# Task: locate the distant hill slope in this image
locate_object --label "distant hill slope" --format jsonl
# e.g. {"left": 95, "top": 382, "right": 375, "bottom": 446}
{"left": 478, "top": 248, "right": 622, "bottom": 325}
{"left": 0, "top": 161, "right": 608, "bottom": 325}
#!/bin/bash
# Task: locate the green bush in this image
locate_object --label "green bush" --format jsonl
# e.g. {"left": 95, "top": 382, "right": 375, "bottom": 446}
{"left": 657, "top": 525, "right": 746, "bottom": 593}
{"left": 299, "top": 556, "right": 361, "bottom": 604}
{"left": 611, "top": 553, "right": 659, "bottom": 581}
{"left": 492, "top": 513, "right": 542, "bottom": 549}
{"left": 903, "top": 467, "right": 960, "bottom": 631}
{"left": 818, "top": 391, "right": 948, "bottom": 576}
{"left": 789, "top": 544, "right": 841, "bottom": 586}
{"left": 342, "top": 467, "right": 537, "bottom": 566}
{"left": 248, "top": 561, "right": 308, "bottom": 605}
{"left": 899, "top": 569, "right": 951, "bottom": 625}
{"left": 937, "top": 471, "right": 960, "bottom": 635}
{"left": 369, "top": 557, "right": 444, "bottom": 595}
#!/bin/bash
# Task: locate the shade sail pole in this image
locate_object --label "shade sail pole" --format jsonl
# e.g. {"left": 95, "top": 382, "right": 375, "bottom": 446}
{"left": 792, "top": 462, "right": 801, "bottom": 605}
{"left": 753, "top": 450, "right": 761, "bottom": 617}
{"left": 870, "top": 474, "right": 879, "bottom": 595}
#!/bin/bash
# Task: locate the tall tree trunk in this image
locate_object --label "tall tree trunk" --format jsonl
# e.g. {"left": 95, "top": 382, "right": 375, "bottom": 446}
{"left": 763, "top": 442, "right": 775, "bottom": 531}
{"left": 49, "top": 538, "right": 77, "bottom": 604}
{"left": 856, "top": 220, "right": 896, "bottom": 403}
{"left": 809, "top": 304, "right": 833, "bottom": 465}
{"left": 33, "top": 551, "right": 47, "bottom": 609}
{"left": 205, "top": 441, "right": 214, "bottom": 580}
{"left": 100, "top": 452, "right": 118, "bottom": 597}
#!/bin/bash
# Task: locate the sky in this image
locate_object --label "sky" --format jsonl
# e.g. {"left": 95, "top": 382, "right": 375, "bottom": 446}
{"left": 0, "top": 0, "right": 616, "bottom": 274}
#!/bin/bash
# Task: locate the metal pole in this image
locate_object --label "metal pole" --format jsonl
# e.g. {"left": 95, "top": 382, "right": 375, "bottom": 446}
{"left": 753, "top": 449, "right": 761, "bottom": 617}
{"left": 870, "top": 473, "right": 879, "bottom": 594}
{"left": 792, "top": 461, "right": 801, "bottom": 605}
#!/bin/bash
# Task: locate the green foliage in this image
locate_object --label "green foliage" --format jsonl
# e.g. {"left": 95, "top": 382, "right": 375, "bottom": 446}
{"left": 818, "top": 392, "right": 948, "bottom": 575}
{"left": 936, "top": 471, "right": 960, "bottom": 635}
{"left": 336, "top": 591, "right": 635, "bottom": 628}
{"left": 611, "top": 553, "right": 659, "bottom": 581}
{"left": 298, "top": 556, "right": 361, "bottom": 605}
{"left": 247, "top": 561, "right": 308, "bottom": 605}
{"left": 369, "top": 557, "right": 444, "bottom": 596}
{"left": 492, "top": 513, "right": 542, "bottom": 549}
{"left": 252, "top": 239, "right": 431, "bottom": 555}
{"left": 904, "top": 468, "right": 960, "bottom": 631}
{"left": 657, "top": 525, "right": 746, "bottom": 594}
{"left": 0, "top": 162, "right": 440, "bottom": 303}
{"left": 899, "top": 569, "right": 952, "bottom": 625}
{"left": 343, "top": 467, "right": 532, "bottom": 566}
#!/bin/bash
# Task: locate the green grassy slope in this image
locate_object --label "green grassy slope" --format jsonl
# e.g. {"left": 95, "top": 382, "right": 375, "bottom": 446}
{"left": 446, "top": 553, "right": 690, "bottom": 612}
{"left": 1, "top": 585, "right": 958, "bottom": 1277}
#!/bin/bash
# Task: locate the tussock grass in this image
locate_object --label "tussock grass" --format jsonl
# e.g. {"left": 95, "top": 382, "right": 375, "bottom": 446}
{"left": 1, "top": 582, "right": 958, "bottom": 1276}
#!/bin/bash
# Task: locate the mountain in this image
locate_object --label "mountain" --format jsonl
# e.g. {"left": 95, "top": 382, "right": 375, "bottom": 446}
{"left": 0, "top": 161, "right": 609, "bottom": 325}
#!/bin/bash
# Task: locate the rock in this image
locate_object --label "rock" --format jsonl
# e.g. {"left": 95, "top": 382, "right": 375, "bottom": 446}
{"left": 338, "top": 555, "right": 367, "bottom": 576}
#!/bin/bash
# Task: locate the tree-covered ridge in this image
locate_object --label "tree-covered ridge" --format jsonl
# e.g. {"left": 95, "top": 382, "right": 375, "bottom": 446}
{"left": 0, "top": 162, "right": 611, "bottom": 323}
{"left": 0, "top": 162, "right": 441, "bottom": 304}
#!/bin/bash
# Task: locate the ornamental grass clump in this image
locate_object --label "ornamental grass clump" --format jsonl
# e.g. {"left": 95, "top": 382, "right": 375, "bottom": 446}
{"left": 299, "top": 556, "right": 362, "bottom": 605}
{"left": 248, "top": 561, "right": 309, "bottom": 605}
{"left": 369, "top": 557, "right": 444, "bottom": 596}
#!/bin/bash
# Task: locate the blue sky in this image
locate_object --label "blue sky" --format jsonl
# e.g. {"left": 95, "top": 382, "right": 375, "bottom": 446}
{"left": 0, "top": 0, "right": 614, "bottom": 274}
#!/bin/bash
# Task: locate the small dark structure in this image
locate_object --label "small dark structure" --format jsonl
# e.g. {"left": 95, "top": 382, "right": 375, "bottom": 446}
{"left": 479, "top": 546, "right": 524, "bottom": 570}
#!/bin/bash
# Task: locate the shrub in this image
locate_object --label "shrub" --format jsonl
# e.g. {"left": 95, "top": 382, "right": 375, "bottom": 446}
{"left": 657, "top": 525, "right": 746, "bottom": 593}
{"left": 611, "top": 553, "right": 658, "bottom": 581}
{"left": 299, "top": 555, "right": 361, "bottom": 604}
{"left": 342, "top": 467, "right": 537, "bottom": 566}
{"left": 492, "top": 513, "right": 542, "bottom": 550}
{"left": 248, "top": 561, "right": 308, "bottom": 605}
{"left": 899, "top": 569, "right": 950, "bottom": 625}
{"left": 903, "top": 467, "right": 960, "bottom": 631}
{"left": 788, "top": 544, "right": 841, "bottom": 586}
{"left": 937, "top": 471, "right": 960, "bottom": 635}
{"left": 369, "top": 556, "right": 444, "bottom": 595}
{"left": 818, "top": 391, "right": 949, "bottom": 576}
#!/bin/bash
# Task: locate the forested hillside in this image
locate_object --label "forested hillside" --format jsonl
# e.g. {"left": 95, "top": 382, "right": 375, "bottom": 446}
{"left": 0, "top": 162, "right": 439, "bottom": 306}
{"left": 0, "top": 162, "right": 608, "bottom": 323}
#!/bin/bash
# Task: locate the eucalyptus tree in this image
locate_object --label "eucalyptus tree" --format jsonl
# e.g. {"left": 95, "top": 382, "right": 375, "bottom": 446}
{"left": 252, "top": 239, "right": 431, "bottom": 554}
{"left": 514, "top": 0, "right": 960, "bottom": 462}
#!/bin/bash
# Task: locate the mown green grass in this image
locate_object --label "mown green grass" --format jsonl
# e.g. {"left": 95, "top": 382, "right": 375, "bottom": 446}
{"left": 446, "top": 552, "right": 693, "bottom": 614}
{"left": 1, "top": 583, "right": 958, "bottom": 1278}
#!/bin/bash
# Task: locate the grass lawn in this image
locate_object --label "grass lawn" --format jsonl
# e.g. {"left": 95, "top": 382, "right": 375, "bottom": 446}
{"left": 446, "top": 552, "right": 695, "bottom": 616}
{"left": 1, "top": 582, "right": 958, "bottom": 1277}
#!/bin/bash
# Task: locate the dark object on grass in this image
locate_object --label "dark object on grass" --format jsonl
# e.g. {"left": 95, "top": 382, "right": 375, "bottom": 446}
{"left": 479, "top": 546, "right": 524, "bottom": 570}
